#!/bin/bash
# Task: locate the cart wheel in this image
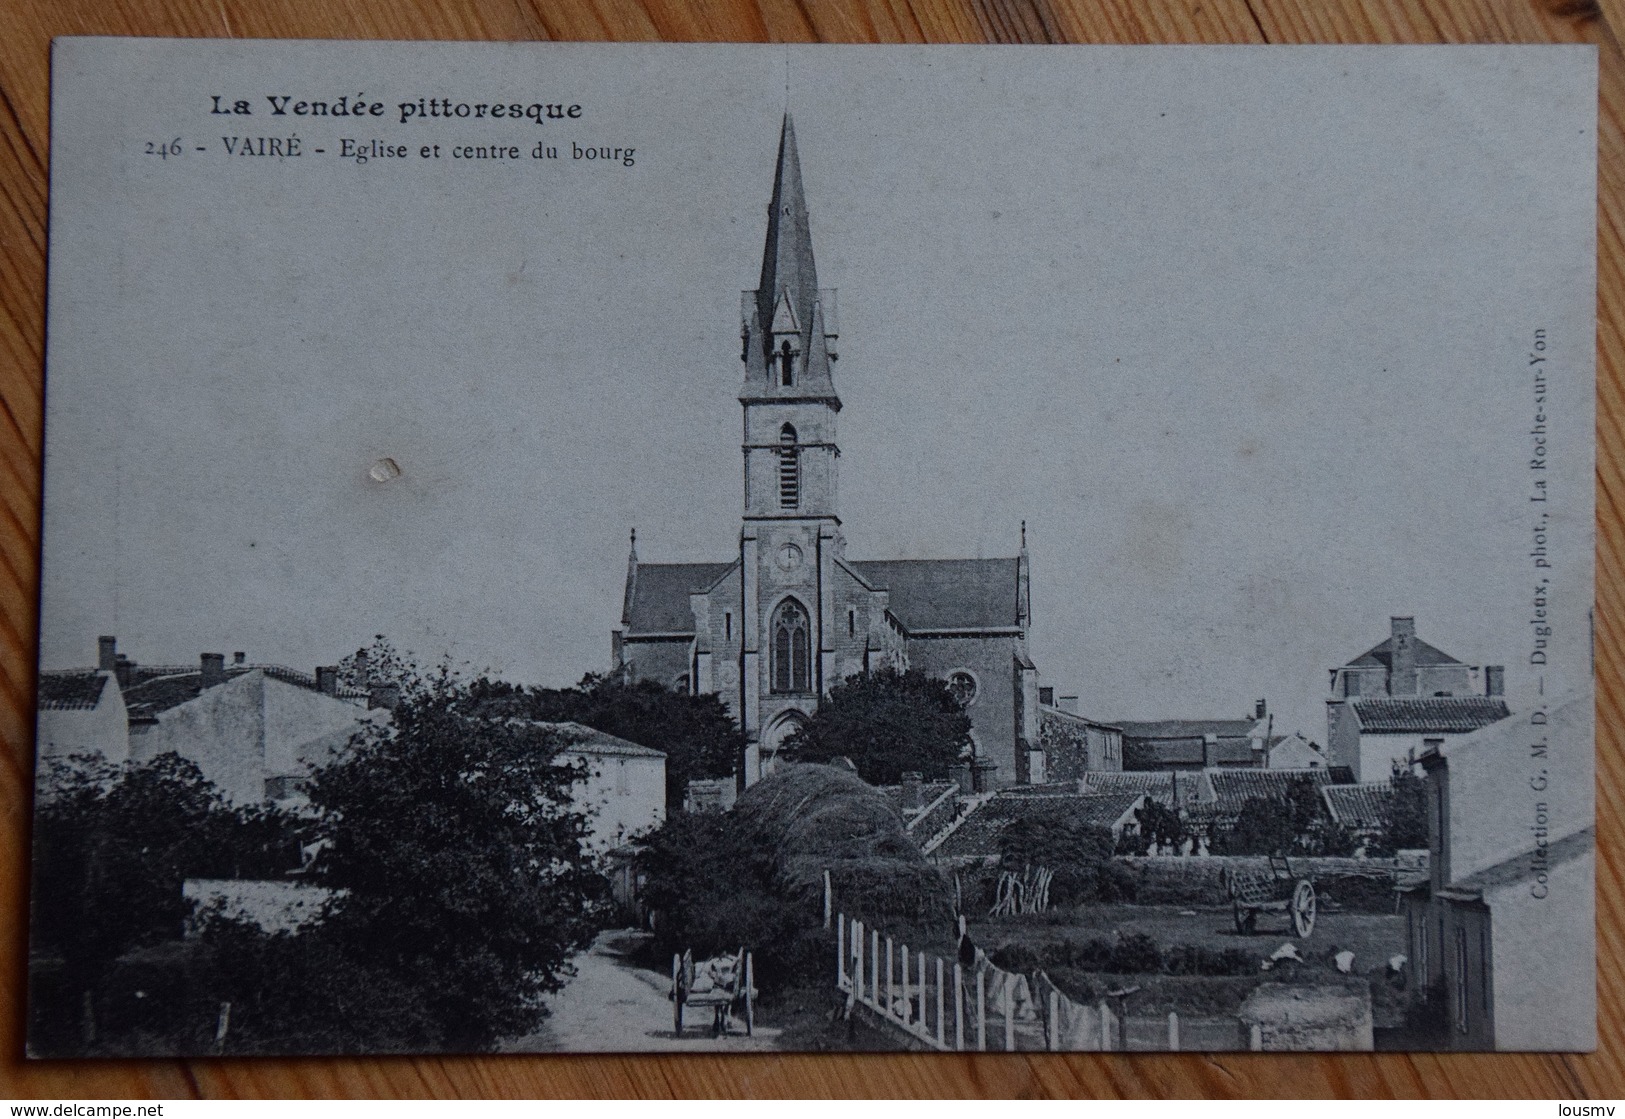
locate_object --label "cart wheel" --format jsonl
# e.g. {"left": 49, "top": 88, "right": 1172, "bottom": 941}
{"left": 1291, "top": 880, "right": 1317, "bottom": 939}
{"left": 1233, "top": 901, "right": 1256, "bottom": 935}
{"left": 744, "top": 954, "right": 754, "bottom": 1037}
{"left": 672, "top": 954, "right": 684, "bottom": 1036}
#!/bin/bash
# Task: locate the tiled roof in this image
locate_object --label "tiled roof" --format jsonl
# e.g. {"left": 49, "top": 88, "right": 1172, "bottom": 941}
{"left": 1125, "top": 735, "right": 1258, "bottom": 767}
{"left": 1082, "top": 771, "right": 1179, "bottom": 805}
{"left": 848, "top": 558, "right": 1022, "bottom": 632}
{"left": 929, "top": 791, "right": 1143, "bottom": 859}
{"left": 1117, "top": 718, "right": 1257, "bottom": 740}
{"left": 997, "top": 781, "right": 1083, "bottom": 797}
{"left": 1345, "top": 636, "right": 1463, "bottom": 669}
{"left": 1206, "top": 767, "right": 1334, "bottom": 813}
{"left": 121, "top": 666, "right": 366, "bottom": 721}
{"left": 623, "top": 562, "right": 737, "bottom": 634}
{"left": 906, "top": 786, "right": 961, "bottom": 840}
{"left": 1351, "top": 697, "right": 1511, "bottom": 734}
{"left": 551, "top": 721, "right": 666, "bottom": 759}
{"left": 1321, "top": 782, "right": 1394, "bottom": 831}
{"left": 122, "top": 673, "right": 207, "bottom": 720}
{"left": 881, "top": 781, "right": 956, "bottom": 813}
{"left": 39, "top": 671, "right": 108, "bottom": 711}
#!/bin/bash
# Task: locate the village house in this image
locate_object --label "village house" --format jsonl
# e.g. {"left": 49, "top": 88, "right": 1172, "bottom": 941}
{"left": 1118, "top": 701, "right": 1278, "bottom": 772}
{"left": 1035, "top": 691, "right": 1123, "bottom": 783}
{"left": 36, "top": 637, "right": 386, "bottom": 806}
{"left": 1266, "top": 732, "right": 1327, "bottom": 770}
{"left": 37, "top": 648, "right": 130, "bottom": 766}
{"left": 546, "top": 722, "right": 667, "bottom": 855}
{"left": 1397, "top": 696, "right": 1592, "bottom": 1051}
{"left": 1325, "top": 616, "right": 1511, "bottom": 782}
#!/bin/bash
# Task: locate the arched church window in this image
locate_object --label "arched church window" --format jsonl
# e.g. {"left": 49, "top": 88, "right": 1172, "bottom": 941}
{"left": 778, "top": 424, "right": 800, "bottom": 509}
{"left": 771, "top": 598, "right": 811, "bottom": 693}
{"left": 779, "top": 339, "right": 795, "bottom": 386}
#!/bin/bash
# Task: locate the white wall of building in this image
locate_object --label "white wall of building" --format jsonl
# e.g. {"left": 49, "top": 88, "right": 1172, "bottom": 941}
{"left": 564, "top": 750, "right": 665, "bottom": 855}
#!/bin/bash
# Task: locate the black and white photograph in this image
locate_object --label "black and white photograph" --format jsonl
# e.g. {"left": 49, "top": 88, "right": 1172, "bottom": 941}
{"left": 28, "top": 39, "right": 1596, "bottom": 1057}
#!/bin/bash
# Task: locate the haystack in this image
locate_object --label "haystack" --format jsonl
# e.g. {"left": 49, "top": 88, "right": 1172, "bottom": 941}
{"left": 734, "top": 763, "right": 952, "bottom": 930}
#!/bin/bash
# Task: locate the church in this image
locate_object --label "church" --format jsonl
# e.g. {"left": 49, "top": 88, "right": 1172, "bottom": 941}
{"left": 612, "top": 116, "right": 1040, "bottom": 788}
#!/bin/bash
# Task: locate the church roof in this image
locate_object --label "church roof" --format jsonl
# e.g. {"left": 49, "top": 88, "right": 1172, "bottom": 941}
{"left": 849, "top": 557, "right": 1023, "bottom": 632}
{"left": 623, "top": 561, "right": 737, "bottom": 634}
{"left": 621, "top": 556, "right": 1024, "bottom": 637}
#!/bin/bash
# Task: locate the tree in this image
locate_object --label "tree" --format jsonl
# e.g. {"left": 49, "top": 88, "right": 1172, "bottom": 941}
{"left": 1127, "top": 798, "right": 1185, "bottom": 855}
{"left": 29, "top": 754, "right": 302, "bottom": 1052}
{"left": 1223, "top": 777, "right": 1332, "bottom": 856}
{"left": 999, "top": 811, "right": 1115, "bottom": 869}
{"left": 302, "top": 683, "right": 604, "bottom": 1050}
{"left": 782, "top": 668, "right": 972, "bottom": 785}
{"left": 462, "top": 674, "right": 743, "bottom": 809}
{"left": 1122, "top": 739, "right": 1160, "bottom": 771}
{"left": 1377, "top": 764, "right": 1430, "bottom": 854}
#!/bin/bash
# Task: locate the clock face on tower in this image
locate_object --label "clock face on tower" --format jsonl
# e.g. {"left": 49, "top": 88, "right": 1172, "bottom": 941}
{"left": 775, "top": 542, "right": 803, "bottom": 573}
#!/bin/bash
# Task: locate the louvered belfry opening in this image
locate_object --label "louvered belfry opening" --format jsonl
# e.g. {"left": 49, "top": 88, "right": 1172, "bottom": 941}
{"left": 778, "top": 423, "right": 800, "bottom": 508}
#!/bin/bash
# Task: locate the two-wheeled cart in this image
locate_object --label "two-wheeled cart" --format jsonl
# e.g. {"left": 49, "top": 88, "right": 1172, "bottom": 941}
{"left": 670, "top": 946, "right": 755, "bottom": 1038}
{"left": 1225, "top": 855, "right": 1317, "bottom": 938}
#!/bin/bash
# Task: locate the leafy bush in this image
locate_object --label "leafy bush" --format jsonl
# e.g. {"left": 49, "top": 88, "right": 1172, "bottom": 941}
{"left": 637, "top": 764, "right": 952, "bottom": 992}
{"left": 999, "top": 813, "right": 1114, "bottom": 869}
{"left": 783, "top": 669, "right": 972, "bottom": 784}
{"left": 1161, "top": 943, "right": 1257, "bottom": 977}
{"left": 988, "top": 934, "right": 1254, "bottom": 978}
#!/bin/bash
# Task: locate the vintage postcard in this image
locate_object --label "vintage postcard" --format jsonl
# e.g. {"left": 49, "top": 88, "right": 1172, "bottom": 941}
{"left": 30, "top": 39, "right": 1595, "bottom": 1056}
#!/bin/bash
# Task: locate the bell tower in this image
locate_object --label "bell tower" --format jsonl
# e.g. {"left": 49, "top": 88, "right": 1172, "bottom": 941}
{"left": 740, "top": 113, "right": 841, "bottom": 521}
{"left": 738, "top": 114, "right": 843, "bottom": 781}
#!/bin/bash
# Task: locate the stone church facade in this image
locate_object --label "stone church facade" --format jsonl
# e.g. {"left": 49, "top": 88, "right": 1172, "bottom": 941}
{"left": 613, "top": 116, "right": 1038, "bottom": 787}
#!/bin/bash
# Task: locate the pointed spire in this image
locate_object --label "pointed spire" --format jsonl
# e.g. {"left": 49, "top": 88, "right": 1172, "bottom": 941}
{"left": 1017, "top": 521, "right": 1031, "bottom": 628}
{"left": 756, "top": 114, "right": 819, "bottom": 354}
{"left": 620, "top": 528, "right": 639, "bottom": 627}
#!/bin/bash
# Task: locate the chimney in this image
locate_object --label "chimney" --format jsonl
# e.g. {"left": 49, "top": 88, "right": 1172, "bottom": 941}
{"left": 1389, "top": 616, "right": 1418, "bottom": 695}
{"left": 233, "top": 651, "right": 246, "bottom": 666}
{"left": 200, "top": 653, "right": 226, "bottom": 689}
{"left": 353, "top": 648, "right": 371, "bottom": 685}
{"left": 1039, "top": 686, "right": 1054, "bottom": 707}
{"left": 901, "top": 770, "right": 924, "bottom": 811}
{"left": 369, "top": 682, "right": 401, "bottom": 711}
{"left": 1058, "top": 695, "right": 1079, "bottom": 716}
{"left": 1254, "top": 698, "right": 1267, "bottom": 720}
{"left": 1485, "top": 665, "right": 1505, "bottom": 697}
{"left": 1203, "top": 732, "right": 1218, "bottom": 769}
{"left": 97, "top": 636, "right": 117, "bottom": 671}
{"left": 316, "top": 666, "right": 339, "bottom": 696}
{"left": 113, "top": 654, "right": 133, "bottom": 689}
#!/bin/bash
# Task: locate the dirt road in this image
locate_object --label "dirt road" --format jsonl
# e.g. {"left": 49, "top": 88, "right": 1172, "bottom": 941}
{"left": 506, "top": 932, "right": 782, "bottom": 1053}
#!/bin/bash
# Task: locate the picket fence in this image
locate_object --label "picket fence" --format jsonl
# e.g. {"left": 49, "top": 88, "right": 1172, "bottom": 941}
{"left": 822, "top": 876, "right": 1250, "bottom": 1052}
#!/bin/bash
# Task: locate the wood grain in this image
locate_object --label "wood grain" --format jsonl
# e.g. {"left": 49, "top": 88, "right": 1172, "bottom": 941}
{"left": 0, "top": 0, "right": 1617, "bottom": 1098}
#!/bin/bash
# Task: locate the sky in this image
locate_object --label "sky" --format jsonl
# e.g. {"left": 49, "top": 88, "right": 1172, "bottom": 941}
{"left": 41, "top": 42, "right": 1596, "bottom": 743}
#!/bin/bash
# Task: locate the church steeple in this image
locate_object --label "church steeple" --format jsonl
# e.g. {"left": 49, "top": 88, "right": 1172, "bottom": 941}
{"left": 742, "top": 114, "right": 839, "bottom": 407}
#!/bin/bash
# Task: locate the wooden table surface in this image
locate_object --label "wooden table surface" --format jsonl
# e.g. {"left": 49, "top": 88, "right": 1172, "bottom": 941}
{"left": 0, "top": 0, "right": 1619, "bottom": 1099}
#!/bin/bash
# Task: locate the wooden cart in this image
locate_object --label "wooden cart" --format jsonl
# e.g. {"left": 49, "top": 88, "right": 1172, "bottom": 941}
{"left": 670, "top": 947, "right": 755, "bottom": 1038}
{"left": 1225, "top": 855, "right": 1316, "bottom": 938}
